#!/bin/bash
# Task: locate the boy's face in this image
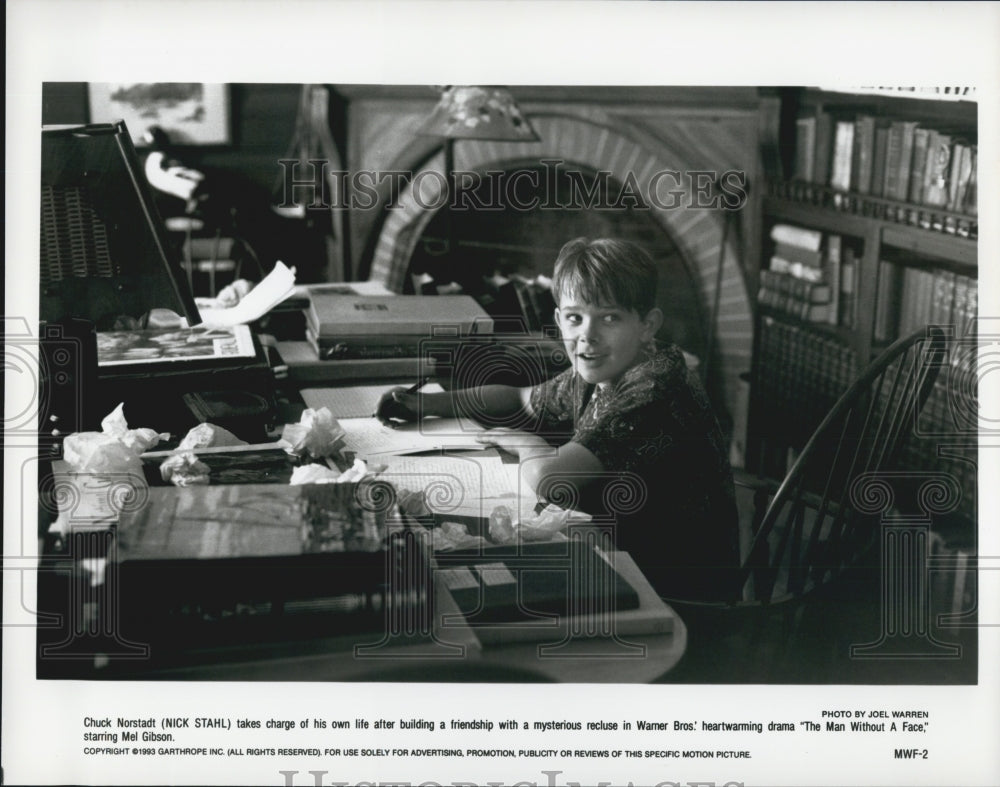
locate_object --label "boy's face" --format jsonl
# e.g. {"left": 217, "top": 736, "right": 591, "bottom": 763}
{"left": 555, "top": 296, "right": 661, "bottom": 386}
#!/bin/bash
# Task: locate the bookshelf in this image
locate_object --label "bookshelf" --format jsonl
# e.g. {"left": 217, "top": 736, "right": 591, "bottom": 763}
{"left": 747, "top": 88, "right": 978, "bottom": 529}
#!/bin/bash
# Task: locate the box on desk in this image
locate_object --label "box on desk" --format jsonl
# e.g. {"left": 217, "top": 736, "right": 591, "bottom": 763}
{"left": 105, "top": 482, "right": 430, "bottom": 663}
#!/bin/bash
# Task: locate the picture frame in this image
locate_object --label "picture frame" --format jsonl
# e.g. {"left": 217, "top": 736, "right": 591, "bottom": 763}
{"left": 87, "top": 82, "right": 231, "bottom": 146}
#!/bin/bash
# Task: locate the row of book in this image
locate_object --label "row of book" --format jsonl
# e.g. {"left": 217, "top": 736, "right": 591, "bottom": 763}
{"left": 753, "top": 317, "right": 858, "bottom": 452}
{"left": 874, "top": 263, "right": 978, "bottom": 346}
{"left": 759, "top": 224, "right": 858, "bottom": 328}
{"left": 794, "top": 113, "right": 978, "bottom": 217}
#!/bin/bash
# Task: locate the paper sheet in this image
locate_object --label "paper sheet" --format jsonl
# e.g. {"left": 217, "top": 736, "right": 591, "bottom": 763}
{"left": 374, "top": 451, "right": 529, "bottom": 516}
{"left": 301, "top": 383, "right": 445, "bottom": 419}
{"left": 197, "top": 260, "right": 297, "bottom": 327}
{"left": 338, "top": 416, "right": 485, "bottom": 456}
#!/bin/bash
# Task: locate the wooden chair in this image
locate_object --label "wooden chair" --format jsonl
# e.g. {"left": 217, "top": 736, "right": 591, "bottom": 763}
{"left": 665, "top": 326, "right": 950, "bottom": 682}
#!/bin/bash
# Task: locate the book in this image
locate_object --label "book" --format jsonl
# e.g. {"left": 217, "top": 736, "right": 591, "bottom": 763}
{"left": 839, "top": 246, "right": 858, "bottom": 329}
{"left": 874, "top": 261, "right": 904, "bottom": 343}
{"left": 795, "top": 116, "right": 816, "bottom": 181}
{"left": 830, "top": 120, "right": 855, "bottom": 192}
{"left": 305, "top": 327, "right": 435, "bottom": 360}
{"left": 948, "top": 143, "right": 974, "bottom": 213}
{"left": 928, "top": 269, "right": 957, "bottom": 327}
{"left": 97, "top": 324, "right": 256, "bottom": 367}
{"left": 825, "top": 234, "right": 842, "bottom": 326}
{"left": 306, "top": 294, "right": 493, "bottom": 338}
{"left": 897, "top": 267, "right": 935, "bottom": 337}
{"left": 922, "top": 131, "right": 953, "bottom": 207}
{"left": 451, "top": 549, "right": 676, "bottom": 644}
{"left": 790, "top": 300, "right": 831, "bottom": 323}
{"left": 774, "top": 241, "right": 824, "bottom": 268}
{"left": 908, "top": 128, "right": 931, "bottom": 203}
{"left": 770, "top": 223, "right": 823, "bottom": 252}
{"left": 108, "top": 483, "right": 439, "bottom": 649}
{"left": 871, "top": 125, "right": 890, "bottom": 198}
{"left": 761, "top": 269, "right": 832, "bottom": 303}
{"left": 435, "top": 540, "right": 640, "bottom": 628}
{"left": 882, "top": 121, "right": 920, "bottom": 202}
{"left": 962, "top": 146, "right": 977, "bottom": 216}
{"left": 851, "top": 115, "right": 876, "bottom": 194}
{"left": 882, "top": 121, "right": 904, "bottom": 199}
{"left": 813, "top": 111, "right": 834, "bottom": 186}
{"left": 304, "top": 280, "right": 396, "bottom": 297}
{"left": 894, "top": 122, "right": 919, "bottom": 202}
{"left": 758, "top": 271, "right": 832, "bottom": 323}
{"left": 769, "top": 256, "right": 824, "bottom": 284}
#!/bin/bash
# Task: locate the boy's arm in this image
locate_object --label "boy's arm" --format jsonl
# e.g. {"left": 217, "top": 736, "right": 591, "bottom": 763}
{"left": 476, "top": 430, "right": 604, "bottom": 502}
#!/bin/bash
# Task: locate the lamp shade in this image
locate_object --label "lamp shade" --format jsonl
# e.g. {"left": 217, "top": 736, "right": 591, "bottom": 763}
{"left": 415, "top": 86, "right": 540, "bottom": 142}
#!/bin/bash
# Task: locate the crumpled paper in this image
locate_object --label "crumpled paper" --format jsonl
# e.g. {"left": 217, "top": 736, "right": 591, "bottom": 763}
{"left": 486, "top": 503, "right": 571, "bottom": 546}
{"left": 100, "top": 403, "right": 168, "bottom": 454}
{"left": 289, "top": 458, "right": 369, "bottom": 486}
{"left": 159, "top": 451, "right": 211, "bottom": 486}
{"left": 517, "top": 503, "right": 573, "bottom": 532}
{"left": 62, "top": 403, "right": 168, "bottom": 474}
{"left": 155, "top": 423, "right": 247, "bottom": 486}
{"left": 177, "top": 422, "right": 247, "bottom": 451}
{"left": 280, "top": 407, "right": 345, "bottom": 459}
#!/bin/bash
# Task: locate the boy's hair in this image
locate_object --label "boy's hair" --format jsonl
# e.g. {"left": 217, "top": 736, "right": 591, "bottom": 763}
{"left": 551, "top": 237, "right": 659, "bottom": 315}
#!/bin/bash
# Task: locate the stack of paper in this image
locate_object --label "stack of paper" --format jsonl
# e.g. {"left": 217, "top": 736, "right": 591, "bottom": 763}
{"left": 338, "top": 416, "right": 486, "bottom": 457}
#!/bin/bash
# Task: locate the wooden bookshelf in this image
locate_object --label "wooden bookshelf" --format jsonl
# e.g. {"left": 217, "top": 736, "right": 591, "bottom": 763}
{"left": 747, "top": 89, "right": 978, "bottom": 528}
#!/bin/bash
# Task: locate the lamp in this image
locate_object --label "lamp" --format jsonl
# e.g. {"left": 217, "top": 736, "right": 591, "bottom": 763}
{"left": 416, "top": 86, "right": 540, "bottom": 143}
{"left": 415, "top": 87, "right": 540, "bottom": 267}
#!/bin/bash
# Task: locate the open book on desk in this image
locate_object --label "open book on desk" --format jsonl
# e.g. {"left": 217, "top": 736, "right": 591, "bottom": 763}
{"left": 338, "top": 416, "right": 486, "bottom": 457}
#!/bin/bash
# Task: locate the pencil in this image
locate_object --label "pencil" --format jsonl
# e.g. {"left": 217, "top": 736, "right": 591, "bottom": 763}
{"left": 406, "top": 377, "right": 430, "bottom": 394}
{"left": 373, "top": 377, "right": 429, "bottom": 419}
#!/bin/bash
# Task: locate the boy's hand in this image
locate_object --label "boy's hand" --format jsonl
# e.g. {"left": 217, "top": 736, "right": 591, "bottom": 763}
{"left": 475, "top": 428, "right": 551, "bottom": 460}
{"left": 375, "top": 387, "right": 420, "bottom": 426}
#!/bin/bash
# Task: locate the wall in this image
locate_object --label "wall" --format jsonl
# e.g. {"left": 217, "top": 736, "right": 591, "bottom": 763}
{"left": 41, "top": 82, "right": 337, "bottom": 281}
{"left": 42, "top": 83, "right": 302, "bottom": 194}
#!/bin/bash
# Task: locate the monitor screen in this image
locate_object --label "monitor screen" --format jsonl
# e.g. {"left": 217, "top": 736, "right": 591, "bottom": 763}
{"left": 40, "top": 121, "right": 201, "bottom": 328}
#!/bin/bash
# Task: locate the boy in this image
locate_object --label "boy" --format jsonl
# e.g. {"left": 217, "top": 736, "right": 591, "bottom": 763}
{"left": 376, "top": 238, "right": 740, "bottom": 602}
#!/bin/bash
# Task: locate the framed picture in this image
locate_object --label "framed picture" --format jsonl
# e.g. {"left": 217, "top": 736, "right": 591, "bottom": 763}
{"left": 87, "top": 82, "right": 230, "bottom": 146}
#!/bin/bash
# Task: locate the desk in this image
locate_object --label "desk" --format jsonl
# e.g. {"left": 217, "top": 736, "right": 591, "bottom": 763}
{"left": 38, "top": 354, "right": 686, "bottom": 683}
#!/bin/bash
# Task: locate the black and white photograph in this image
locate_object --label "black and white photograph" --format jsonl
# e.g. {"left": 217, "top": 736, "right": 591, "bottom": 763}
{"left": 5, "top": 2, "right": 999, "bottom": 786}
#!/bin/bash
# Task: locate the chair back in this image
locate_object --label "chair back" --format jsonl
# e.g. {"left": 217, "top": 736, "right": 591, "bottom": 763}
{"left": 740, "top": 327, "right": 947, "bottom": 604}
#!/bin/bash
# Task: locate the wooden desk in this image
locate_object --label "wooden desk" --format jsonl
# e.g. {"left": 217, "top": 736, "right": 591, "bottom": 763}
{"left": 40, "top": 365, "right": 686, "bottom": 683}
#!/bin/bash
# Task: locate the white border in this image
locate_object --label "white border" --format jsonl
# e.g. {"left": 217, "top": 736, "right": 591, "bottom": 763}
{"left": 6, "top": 2, "right": 1000, "bottom": 786}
